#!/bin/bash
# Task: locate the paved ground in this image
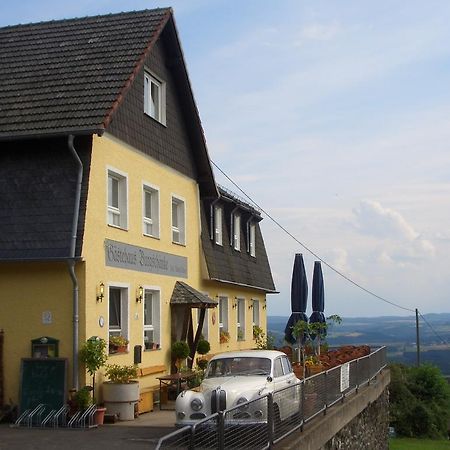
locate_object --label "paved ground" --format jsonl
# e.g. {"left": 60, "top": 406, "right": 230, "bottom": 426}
{"left": 0, "top": 408, "right": 177, "bottom": 450}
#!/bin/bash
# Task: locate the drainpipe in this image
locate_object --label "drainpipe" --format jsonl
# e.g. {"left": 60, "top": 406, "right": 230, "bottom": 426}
{"left": 67, "top": 134, "right": 83, "bottom": 391}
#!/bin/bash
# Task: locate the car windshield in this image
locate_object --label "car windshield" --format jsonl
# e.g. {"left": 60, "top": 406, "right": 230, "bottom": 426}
{"left": 205, "top": 357, "right": 271, "bottom": 378}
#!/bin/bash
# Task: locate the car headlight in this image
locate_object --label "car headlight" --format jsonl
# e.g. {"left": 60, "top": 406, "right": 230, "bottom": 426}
{"left": 236, "top": 397, "right": 249, "bottom": 410}
{"left": 191, "top": 397, "right": 204, "bottom": 411}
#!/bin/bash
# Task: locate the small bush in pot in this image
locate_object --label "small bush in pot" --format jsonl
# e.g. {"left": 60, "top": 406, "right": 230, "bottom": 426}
{"left": 79, "top": 336, "right": 107, "bottom": 403}
{"left": 171, "top": 340, "right": 190, "bottom": 370}
{"left": 104, "top": 364, "right": 138, "bottom": 384}
{"left": 197, "top": 339, "right": 210, "bottom": 356}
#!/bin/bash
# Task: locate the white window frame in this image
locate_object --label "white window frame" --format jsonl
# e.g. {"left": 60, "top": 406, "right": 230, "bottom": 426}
{"left": 143, "top": 288, "right": 161, "bottom": 351}
{"left": 172, "top": 195, "right": 186, "bottom": 245}
{"left": 218, "top": 296, "right": 228, "bottom": 333}
{"left": 249, "top": 222, "right": 256, "bottom": 257}
{"left": 107, "top": 167, "right": 128, "bottom": 229}
{"left": 214, "top": 205, "right": 223, "bottom": 246}
{"left": 233, "top": 213, "right": 241, "bottom": 251}
{"left": 252, "top": 299, "right": 260, "bottom": 326}
{"left": 108, "top": 284, "right": 129, "bottom": 348}
{"left": 144, "top": 71, "right": 166, "bottom": 125}
{"left": 237, "top": 298, "right": 245, "bottom": 341}
{"left": 142, "top": 182, "right": 160, "bottom": 238}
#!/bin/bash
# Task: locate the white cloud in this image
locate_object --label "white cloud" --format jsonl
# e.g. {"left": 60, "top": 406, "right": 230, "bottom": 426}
{"left": 353, "top": 200, "right": 419, "bottom": 240}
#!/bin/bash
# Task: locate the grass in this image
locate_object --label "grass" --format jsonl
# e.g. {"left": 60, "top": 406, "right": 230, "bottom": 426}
{"left": 390, "top": 438, "right": 450, "bottom": 449}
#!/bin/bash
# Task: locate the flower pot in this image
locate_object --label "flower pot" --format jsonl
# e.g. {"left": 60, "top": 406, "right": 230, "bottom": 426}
{"left": 95, "top": 407, "right": 106, "bottom": 425}
{"left": 292, "top": 363, "right": 304, "bottom": 379}
{"left": 306, "top": 363, "right": 323, "bottom": 377}
{"left": 103, "top": 382, "right": 139, "bottom": 421}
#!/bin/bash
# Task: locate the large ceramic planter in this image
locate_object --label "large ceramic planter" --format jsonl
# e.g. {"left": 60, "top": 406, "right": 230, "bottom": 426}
{"left": 103, "top": 381, "right": 139, "bottom": 421}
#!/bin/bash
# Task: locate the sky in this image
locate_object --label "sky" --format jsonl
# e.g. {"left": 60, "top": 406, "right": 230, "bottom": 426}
{"left": 2, "top": 1, "right": 450, "bottom": 318}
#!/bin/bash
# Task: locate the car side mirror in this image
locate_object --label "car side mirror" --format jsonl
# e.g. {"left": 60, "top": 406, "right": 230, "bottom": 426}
{"left": 266, "top": 376, "right": 273, "bottom": 382}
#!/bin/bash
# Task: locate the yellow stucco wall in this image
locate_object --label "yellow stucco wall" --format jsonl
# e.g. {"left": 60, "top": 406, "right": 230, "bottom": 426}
{"left": 0, "top": 261, "right": 85, "bottom": 404}
{"left": 0, "top": 132, "right": 269, "bottom": 406}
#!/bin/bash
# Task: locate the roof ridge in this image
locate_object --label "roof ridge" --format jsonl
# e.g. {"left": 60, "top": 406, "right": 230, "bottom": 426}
{"left": 0, "top": 8, "right": 172, "bottom": 31}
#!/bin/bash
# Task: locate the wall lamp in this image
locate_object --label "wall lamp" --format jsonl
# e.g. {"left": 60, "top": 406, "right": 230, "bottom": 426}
{"left": 248, "top": 303, "right": 253, "bottom": 310}
{"left": 232, "top": 302, "right": 237, "bottom": 309}
{"left": 96, "top": 282, "right": 104, "bottom": 303}
{"left": 262, "top": 302, "right": 267, "bottom": 310}
{"left": 136, "top": 285, "right": 143, "bottom": 303}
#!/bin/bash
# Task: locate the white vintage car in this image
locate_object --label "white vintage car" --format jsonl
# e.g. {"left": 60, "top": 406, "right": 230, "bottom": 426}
{"left": 175, "top": 350, "right": 300, "bottom": 427}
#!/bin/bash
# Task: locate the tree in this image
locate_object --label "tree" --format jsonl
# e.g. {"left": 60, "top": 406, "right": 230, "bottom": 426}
{"left": 389, "top": 363, "right": 450, "bottom": 438}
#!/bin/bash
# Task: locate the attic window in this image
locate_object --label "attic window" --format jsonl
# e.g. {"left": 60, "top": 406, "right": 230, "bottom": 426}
{"left": 214, "top": 205, "right": 223, "bottom": 246}
{"left": 249, "top": 222, "right": 256, "bottom": 257}
{"left": 144, "top": 71, "right": 166, "bottom": 125}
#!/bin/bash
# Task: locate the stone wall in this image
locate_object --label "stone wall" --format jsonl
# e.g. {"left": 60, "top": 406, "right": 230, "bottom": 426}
{"left": 322, "top": 388, "right": 389, "bottom": 450}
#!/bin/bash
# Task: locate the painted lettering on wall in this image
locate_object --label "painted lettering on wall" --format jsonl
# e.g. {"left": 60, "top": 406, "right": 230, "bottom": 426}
{"left": 104, "top": 239, "right": 187, "bottom": 278}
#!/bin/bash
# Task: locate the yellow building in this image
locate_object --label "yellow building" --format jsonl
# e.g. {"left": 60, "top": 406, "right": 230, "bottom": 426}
{"left": 0, "top": 9, "right": 276, "bottom": 410}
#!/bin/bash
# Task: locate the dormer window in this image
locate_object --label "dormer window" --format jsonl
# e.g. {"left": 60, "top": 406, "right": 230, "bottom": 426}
{"left": 249, "top": 222, "right": 256, "bottom": 257}
{"left": 214, "top": 205, "right": 223, "bottom": 246}
{"left": 233, "top": 214, "right": 241, "bottom": 251}
{"left": 144, "top": 71, "right": 166, "bottom": 125}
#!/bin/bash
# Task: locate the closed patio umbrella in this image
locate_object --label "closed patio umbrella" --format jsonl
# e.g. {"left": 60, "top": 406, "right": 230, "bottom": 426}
{"left": 284, "top": 254, "right": 308, "bottom": 345}
{"left": 309, "top": 261, "right": 326, "bottom": 346}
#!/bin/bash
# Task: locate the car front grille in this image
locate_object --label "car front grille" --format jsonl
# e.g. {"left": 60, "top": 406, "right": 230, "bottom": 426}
{"left": 211, "top": 388, "right": 226, "bottom": 413}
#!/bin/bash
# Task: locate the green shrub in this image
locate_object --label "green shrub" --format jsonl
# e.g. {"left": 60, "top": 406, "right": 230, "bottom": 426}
{"left": 389, "top": 363, "right": 450, "bottom": 439}
{"left": 197, "top": 339, "right": 210, "bottom": 355}
{"left": 105, "top": 364, "right": 138, "bottom": 384}
{"left": 171, "top": 341, "right": 190, "bottom": 360}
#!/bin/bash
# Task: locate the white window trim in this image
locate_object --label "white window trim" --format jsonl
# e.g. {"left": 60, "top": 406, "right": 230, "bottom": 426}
{"left": 142, "top": 286, "right": 161, "bottom": 351}
{"left": 214, "top": 205, "right": 223, "bottom": 246}
{"left": 233, "top": 213, "right": 241, "bottom": 251}
{"left": 107, "top": 282, "right": 130, "bottom": 347}
{"left": 237, "top": 298, "right": 245, "bottom": 341}
{"left": 106, "top": 166, "right": 128, "bottom": 230}
{"left": 218, "top": 296, "right": 228, "bottom": 333}
{"left": 249, "top": 222, "right": 256, "bottom": 257}
{"left": 142, "top": 182, "right": 160, "bottom": 238}
{"left": 144, "top": 70, "right": 166, "bottom": 125}
{"left": 171, "top": 194, "right": 186, "bottom": 245}
{"left": 252, "top": 299, "right": 260, "bottom": 326}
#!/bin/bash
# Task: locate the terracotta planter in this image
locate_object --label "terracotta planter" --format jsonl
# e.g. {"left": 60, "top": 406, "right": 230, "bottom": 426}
{"left": 95, "top": 407, "right": 106, "bottom": 425}
{"left": 292, "top": 363, "right": 304, "bottom": 379}
{"left": 306, "top": 364, "right": 323, "bottom": 377}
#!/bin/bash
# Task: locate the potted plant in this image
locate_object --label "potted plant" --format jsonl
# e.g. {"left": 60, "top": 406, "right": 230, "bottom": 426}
{"left": 79, "top": 336, "right": 108, "bottom": 424}
{"left": 171, "top": 340, "right": 190, "bottom": 372}
{"left": 311, "top": 314, "right": 342, "bottom": 356}
{"left": 103, "top": 364, "right": 139, "bottom": 421}
{"left": 219, "top": 330, "right": 230, "bottom": 344}
{"left": 196, "top": 339, "right": 210, "bottom": 357}
{"left": 72, "top": 386, "right": 93, "bottom": 411}
{"left": 291, "top": 319, "right": 309, "bottom": 363}
{"left": 109, "top": 335, "right": 129, "bottom": 353}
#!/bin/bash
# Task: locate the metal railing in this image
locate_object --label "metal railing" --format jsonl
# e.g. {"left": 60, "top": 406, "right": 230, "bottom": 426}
{"left": 156, "top": 346, "right": 387, "bottom": 449}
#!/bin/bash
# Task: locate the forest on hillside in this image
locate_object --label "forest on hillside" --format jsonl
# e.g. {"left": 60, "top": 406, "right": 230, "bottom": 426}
{"left": 268, "top": 313, "right": 450, "bottom": 374}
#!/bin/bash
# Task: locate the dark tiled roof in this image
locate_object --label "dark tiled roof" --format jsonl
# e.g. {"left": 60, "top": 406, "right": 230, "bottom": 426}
{"left": 170, "top": 281, "right": 218, "bottom": 308}
{"left": 201, "top": 199, "right": 276, "bottom": 292}
{"left": 0, "top": 9, "right": 171, "bottom": 140}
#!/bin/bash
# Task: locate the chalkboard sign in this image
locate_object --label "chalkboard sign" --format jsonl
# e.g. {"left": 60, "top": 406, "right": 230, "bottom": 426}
{"left": 19, "top": 358, "right": 68, "bottom": 413}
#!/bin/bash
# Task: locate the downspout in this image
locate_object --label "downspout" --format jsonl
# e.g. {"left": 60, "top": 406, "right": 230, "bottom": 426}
{"left": 67, "top": 134, "right": 83, "bottom": 391}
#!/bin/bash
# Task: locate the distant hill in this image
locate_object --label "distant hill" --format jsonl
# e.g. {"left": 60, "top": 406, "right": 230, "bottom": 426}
{"left": 268, "top": 313, "right": 450, "bottom": 374}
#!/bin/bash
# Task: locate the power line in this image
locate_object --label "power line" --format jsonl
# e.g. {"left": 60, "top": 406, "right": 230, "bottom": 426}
{"left": 211, "top": 159, "right": 416, "bottom": 314}
{"left": 418, "top": 311, "right": 448, "bottom": 344}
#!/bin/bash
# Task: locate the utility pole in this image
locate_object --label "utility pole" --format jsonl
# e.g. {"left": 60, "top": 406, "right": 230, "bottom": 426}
{"left": 415, "top": 308, "right": 420, "bottom": 367}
